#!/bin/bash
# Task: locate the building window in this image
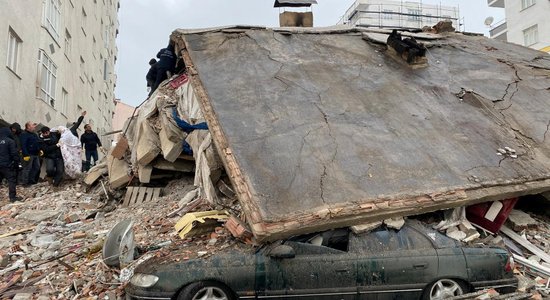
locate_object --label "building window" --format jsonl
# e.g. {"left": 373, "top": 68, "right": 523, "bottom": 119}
{"left": 382, "top": 9, "right": 393, "bottom": 20}
{"left": 43, "top": 0, "right": 61, "bottom": 40}
{"left": 521, "top": 0, "right": 536, "bottom": 10}
{"left": 523, "top": 24, "right": 539, "bottom": 46}
{"left": 64, "top": 29, "right": 71, "bottom": 58}
{"left": 38, "top": 50, "right": 57, "bottom": 107}
{"left": 61, "top": 88, "right": 68, "bottom": 115}
{"left": 408, "top": 9, "right": 421, "bottom": 21}
{"left": 7, "top": 28, "right": 22, "bottom": 74}
{"left": 81, "top": 7, "right": 87, "bottom": 36}
{"left": 103, "top": 59, "right": 109, "bottom": 80}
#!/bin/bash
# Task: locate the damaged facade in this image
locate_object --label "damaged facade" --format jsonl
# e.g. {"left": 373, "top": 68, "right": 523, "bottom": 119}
{"left": 92, "top": 25, "right": 550, "bottom": 242}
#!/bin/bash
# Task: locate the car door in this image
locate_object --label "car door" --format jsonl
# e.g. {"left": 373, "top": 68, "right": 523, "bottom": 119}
{"left": 262, "top": 238, "right": 358, "bottom": 299}
{"left": 352, "top": 226, "right": 438, "bottom": 300}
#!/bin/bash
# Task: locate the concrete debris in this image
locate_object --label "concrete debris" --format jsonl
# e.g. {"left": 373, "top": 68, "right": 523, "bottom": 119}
{"left": 383, "top": 217, "right": 405, "bottom": 230}
{"left": 507, "top": 210, "right": 538, "bottom": 231}
{"left": 351, "top": 221, "right": 383, "bottom": 234}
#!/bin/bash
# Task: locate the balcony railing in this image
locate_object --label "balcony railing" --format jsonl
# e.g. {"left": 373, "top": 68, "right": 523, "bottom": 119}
{"left": 487, "top": 0, "right": 505, "bottom": 8}
{"left": 489, "top": 19, "right": 507, "bottom": 38}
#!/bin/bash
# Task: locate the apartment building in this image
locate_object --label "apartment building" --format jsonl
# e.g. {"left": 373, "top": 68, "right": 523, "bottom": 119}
{"left": 488, "top": 0, "right": 550, "bottom": 53}
{"left": 340, "top": 0, "right": 460, "bottom": 30}
{"left": 0, "top": 0, "right": 119, "bottom": 143}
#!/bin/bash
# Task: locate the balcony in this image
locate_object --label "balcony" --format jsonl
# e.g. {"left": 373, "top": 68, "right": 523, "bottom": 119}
{"left": 490, "top": 20, "right": 507, "bottom": 41}
{"left": 487, "top": 0, "right": 505, "bottom": 8}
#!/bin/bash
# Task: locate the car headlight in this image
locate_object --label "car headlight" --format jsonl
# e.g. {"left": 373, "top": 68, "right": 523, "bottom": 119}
{"left": 130, "top": 273, "right": 159, "bottom": 288}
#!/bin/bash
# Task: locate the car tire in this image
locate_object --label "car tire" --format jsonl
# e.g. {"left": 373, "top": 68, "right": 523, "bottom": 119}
{"left": 177, "top": 281, "right": 235, "bottom": 300}
{"left": 422, "top": 278, "right": 469, "bottom": 300}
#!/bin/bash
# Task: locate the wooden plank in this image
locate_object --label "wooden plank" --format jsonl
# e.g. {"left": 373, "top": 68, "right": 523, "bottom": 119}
{"left": 122, "top": 187, "right": 135, "bottom": 207}
{"left": 152, "top": 188, "right": 161, "bottom": 201}
{"left": 500, "top": 225, "right": 550, "bottom": 264}
{"left": 0, "top": 227, "right": 35, "bottom": 239}
{"left": 144, "top": 188, "right": 154, "bottom": 203}
{"left": 134, "top": 187, "right": 147, "bottom": 206}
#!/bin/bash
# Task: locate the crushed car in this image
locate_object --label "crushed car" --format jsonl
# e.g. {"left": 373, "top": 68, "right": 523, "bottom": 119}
{"left": 125, "top": 220, "right": 517, "bottom": 300}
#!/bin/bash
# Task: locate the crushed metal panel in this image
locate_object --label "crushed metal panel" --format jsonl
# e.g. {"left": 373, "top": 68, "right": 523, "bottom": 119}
{"left": 173, "top": 27, "right": 550, "bottom": 242}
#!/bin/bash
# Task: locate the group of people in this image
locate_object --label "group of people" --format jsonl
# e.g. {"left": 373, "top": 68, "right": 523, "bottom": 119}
{"left": 0, "top": 111, "right": 104, "bottom": 202}
{"left": 146, "top": 42, "right": 178, "bottom": 97}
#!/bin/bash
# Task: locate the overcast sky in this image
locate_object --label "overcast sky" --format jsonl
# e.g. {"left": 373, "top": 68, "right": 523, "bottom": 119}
{"left": 115, "top": 0, "right": 504, "bottom": 107}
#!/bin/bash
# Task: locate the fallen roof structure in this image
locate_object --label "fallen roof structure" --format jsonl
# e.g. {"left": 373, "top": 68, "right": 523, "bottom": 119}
{"left": 169, "top": 26, "right": 550, "bottom": 242}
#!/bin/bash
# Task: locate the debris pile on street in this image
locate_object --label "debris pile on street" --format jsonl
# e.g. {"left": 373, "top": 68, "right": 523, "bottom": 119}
{"left": 0, "top": 175, "right": 238, "bottom": 299}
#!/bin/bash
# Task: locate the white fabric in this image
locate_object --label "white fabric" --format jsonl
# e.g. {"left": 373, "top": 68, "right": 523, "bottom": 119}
{"left": 56, "top": 126, "right": 82, "bottom": 178}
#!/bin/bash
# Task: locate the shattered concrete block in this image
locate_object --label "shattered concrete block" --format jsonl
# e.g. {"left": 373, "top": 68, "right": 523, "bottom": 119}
{"left": 12, "top": 294, "right": 33, "bottom": 300}
{"left": 473, "top": 289, "right": 499, "bottom": 300}
{"left": 30, "top": 234, "right": 57, "bottom": 248}
{"left": 18, "top": 210, "right": 61, "bottom": 222}
{"left": 351, "top": 221, "right": 383, "bottom": 234}
{"left": 507, "top": 209, "right": 538, "bottom": 231}
{"left": 384, "top": 217, "right": 405, "bottom": 230}
{"left": 446, "top": 229, "right": 467, "bottom": 241}
{"left": 64, "top": 213, "right": 80, "bottom": 224}
{"left": 0, "top": 252, "right": 9, "bottom": 267}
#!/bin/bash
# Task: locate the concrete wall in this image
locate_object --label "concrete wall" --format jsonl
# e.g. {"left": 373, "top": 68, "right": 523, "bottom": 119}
{"left": 504, "top": 0, "right": 550, "bottom": 52}
{"left": 0, "top": 0, "right": 119, "bottom": 144}
{"left": 111, "top": 99, "right": 135, "bottom": 145}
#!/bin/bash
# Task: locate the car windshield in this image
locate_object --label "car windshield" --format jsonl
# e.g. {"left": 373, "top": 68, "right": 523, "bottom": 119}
{"left": 349, "top": 222, "right": 458, "bottom": 253}
{"left": 286, "top": 228, "right": 350, "bottom": 252}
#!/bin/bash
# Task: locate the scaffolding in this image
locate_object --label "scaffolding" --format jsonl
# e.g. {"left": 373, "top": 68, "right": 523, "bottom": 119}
{"left": 339, "top": 0, "right": 461, "bottom": 30}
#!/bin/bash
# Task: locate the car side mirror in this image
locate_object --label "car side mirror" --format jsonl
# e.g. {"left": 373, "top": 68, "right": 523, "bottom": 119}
{"left": 269, "top": 245, "right": 295, "bottom": 259}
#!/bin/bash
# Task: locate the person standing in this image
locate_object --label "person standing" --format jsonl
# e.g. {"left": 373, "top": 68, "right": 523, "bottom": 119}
{"left": 19, "top": 122, "right": 41, "bottom": 185}
{"left": 9, "top": 123, "right": 23, "bottom": 184}
{"left": 80, "top": 124, "right": 103, "bottom": 172}
{"left": 150, "top": 42, "right": 177, "bottom": 95}
{"left": 146, "top": 58, "right": 158, "bottom": 96}
{"left": 39, "top": 127, "right": 64, "bottom": 187}
{"left": 0, "top": 127, "right": 22, "bottom": 202}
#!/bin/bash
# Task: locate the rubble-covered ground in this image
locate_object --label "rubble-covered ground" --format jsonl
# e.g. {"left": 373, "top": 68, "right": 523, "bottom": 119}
{"left": 0, "top": 176, "right": 237, "bottom": 300}
{"left": 1, "top": 177, "right": 549, "bottom": 299}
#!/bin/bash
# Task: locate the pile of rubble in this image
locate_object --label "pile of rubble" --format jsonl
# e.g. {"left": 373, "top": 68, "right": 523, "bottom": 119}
{"left": 0, "top": 175, "right": 238, "bottom": 299}
{"left": 1, "top": 176, "right": 549, "bottom": 299}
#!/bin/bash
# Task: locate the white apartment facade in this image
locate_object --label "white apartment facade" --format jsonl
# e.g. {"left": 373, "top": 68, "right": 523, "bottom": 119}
{"left": 340, "top": 0, "right": 460, "bottom": 30}
{"left": 488, "top": 0, "right": 550, "bottom": 53}
{"left": 1, "top": 0, "right": 119, "bottom": 143}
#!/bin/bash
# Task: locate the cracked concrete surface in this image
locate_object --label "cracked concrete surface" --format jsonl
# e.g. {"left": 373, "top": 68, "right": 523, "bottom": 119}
{"left": 176, "top": 27, "right": 550, "bottom": 240}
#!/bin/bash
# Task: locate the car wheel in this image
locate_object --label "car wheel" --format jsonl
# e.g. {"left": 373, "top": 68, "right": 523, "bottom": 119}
{"left": 178, "top": 281, "right": 235, "bottom": 300}
{"left": 422, "top": 278, "right": 468, "bottom": 300}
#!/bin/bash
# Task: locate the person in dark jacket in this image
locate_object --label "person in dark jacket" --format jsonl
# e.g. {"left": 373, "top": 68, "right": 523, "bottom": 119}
{"left": 19, "top": 121, "right": 41, "bottom": 185}
{"left": 146, "top": 58, "right": 158, "bottom": 93}
{"left": 0, "top": 127, "right": 22, "bottom": 202}
{"left": 9, "top": 122, "right": 23, "bottom": 184}
{"left": 80, "top": 124, "right": 103, "bottom": 171}
{"left": 39, "top": 127, "right": 64, "bottom": 187}
{"left": 150, "top": 43, "right": 177, "bottom": 95}
{"left": 69, "top": 111, "right": 86, "bottom": 138}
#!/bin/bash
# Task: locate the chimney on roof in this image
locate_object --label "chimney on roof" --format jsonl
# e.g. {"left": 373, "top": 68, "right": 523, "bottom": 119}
{"left": 274, "top": 0, "right": 317, "bottom": 27}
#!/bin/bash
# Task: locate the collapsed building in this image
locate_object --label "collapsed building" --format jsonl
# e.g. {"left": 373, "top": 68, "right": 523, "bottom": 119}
{"left": 99, "top": 25, "right": 550, "bottom": 242}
